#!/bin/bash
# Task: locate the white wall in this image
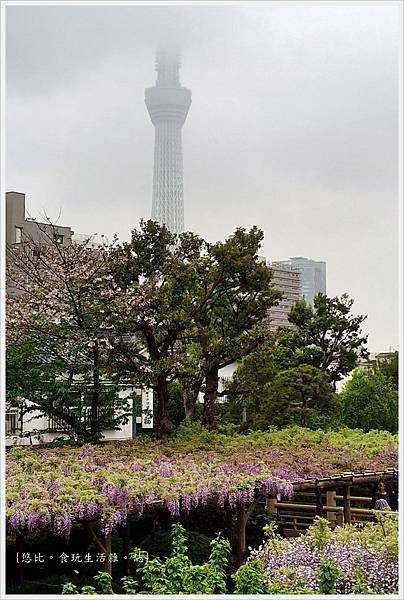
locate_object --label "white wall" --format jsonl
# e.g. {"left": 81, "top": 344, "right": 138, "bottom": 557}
{"left": 6, "top": 387, "right": 141, "bottom": 446}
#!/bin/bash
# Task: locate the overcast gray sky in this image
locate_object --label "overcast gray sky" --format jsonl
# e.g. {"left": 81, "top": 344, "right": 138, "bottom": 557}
{"left": 6, "top": 2, "right": 401, "bottom": 351}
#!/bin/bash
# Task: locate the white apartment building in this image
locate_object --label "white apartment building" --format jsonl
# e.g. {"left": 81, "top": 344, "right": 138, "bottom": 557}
{"left": 274, "top": 257, "right": 326, "bottom": 306}
{"left": 268, "top": 262, "right": 302, "bottom": 330}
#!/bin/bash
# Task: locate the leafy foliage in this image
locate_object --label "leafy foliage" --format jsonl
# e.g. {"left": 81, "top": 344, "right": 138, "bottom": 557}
{"left": 62, "top": 571, "right": 113, "bottom": 595}
{"left": 108, "top": 220, "right": 208, "bottom": 439}
{"left": 225, "top": 293, "right": 368, "bottom": 429}
{"left": 233, "top": 559, "right": 266, "bottom": 594}
{"left": 265, "top": 365, "right": 337, "bottom": 428}
{"left": 376, "top": 351, "right": 398, "bottom": 389}
{"left": 140, "top": 528, "right": 212, "bottom": 564}
{"left": 107, "top": 221, "right": 281, "bottom": 436}
{"left": 278, "top": 293, "right": 368, "bottom": 387}
{"left": 62, "top": 524, "right": 230, "bottom": 594}
{"left": 191, "top": 227, "right": 281, "bottom": 428}
{"left": 7, "top": 219, "right": 281, "bottom": 440}
{"left": 318, "top": 559, "right": 343, "bottom": 594}
{"left": 331, "top": 512, "right": 398, "bottom": 560}
{"left": 135, "top": 524, "right": 230, "bottom": 594}
{"left": 339, "top": 368, "right": 398, "bottom": 433}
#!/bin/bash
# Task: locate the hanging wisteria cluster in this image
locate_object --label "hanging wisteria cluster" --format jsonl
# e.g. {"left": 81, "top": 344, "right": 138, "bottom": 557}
{"left": 6, "top": 427, "right": 398, "bottom": 540}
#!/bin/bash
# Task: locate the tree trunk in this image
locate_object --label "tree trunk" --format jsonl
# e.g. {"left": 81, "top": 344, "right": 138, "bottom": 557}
{"left": 225, "top": 507, "right": 237, "bottom": 573}
{"left": 300, "top": 391, "right": 307, "bottom": 427}
{"left": 184, "top": 398, "right": 194, "bottom": 422}
{"left": 156, "top": 377, "right": 172, "bottom": 440}
{"left": 121, "top": 521, "right": 130, "bottom": 576}
{"left": 235, "top": 503, "right": 248, "bottom": 568}
{"left": 102, "top": 533, "right": 112, "bottom": 575}
{"left": 183, "top": 388, "right": 199, "bottom": 422}
{"left": 202, "top": 367, "right": 219, "bottom": 429}
{"left": 183, "top": 374, "right": 204, "bottom": 422}
{"left": 84, "top": 523, "right": 112, "bottom": 575}
{"left": 91, "top": 342, "right": 100, "bottom": 439}
{"left": 233, "top": 496, "right": 262, "bottom": 569}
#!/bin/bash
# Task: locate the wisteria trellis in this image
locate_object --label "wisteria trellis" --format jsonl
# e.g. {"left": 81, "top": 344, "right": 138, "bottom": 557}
{"left": 6, "top": 428, "right": 398, "bottom": 539}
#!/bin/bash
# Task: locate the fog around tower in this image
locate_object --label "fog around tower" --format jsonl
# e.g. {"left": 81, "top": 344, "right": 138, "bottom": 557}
{"left": 5, "top": 3, "right": 400, "bottom": 351}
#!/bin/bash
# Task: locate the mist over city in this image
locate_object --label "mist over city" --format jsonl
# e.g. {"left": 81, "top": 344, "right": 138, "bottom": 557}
{"left": 6, "top": 3, "right": 400, "bottom": 349}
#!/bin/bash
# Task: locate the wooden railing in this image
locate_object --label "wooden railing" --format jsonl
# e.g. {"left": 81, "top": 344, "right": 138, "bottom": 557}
{"left": 267, "top": 491, "right": 393, "bottom": 537}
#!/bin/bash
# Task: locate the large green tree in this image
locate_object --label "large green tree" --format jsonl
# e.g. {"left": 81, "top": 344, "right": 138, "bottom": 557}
{"left": 278, "top": 293, "right": 368, "bottom": 389}
{"left": 339, "top": 368, "right": 398, "bottom": 433}
{"left": 223, "top": 364, "right": 337, "bottom": 430}
{"left": 267, "top": 365, "right": 338, "bottom": 428}
{"left": 224, "top": 330, "right": 300, "bottom": 424}
{"left": 108, "top": 220, "right": 210, "bottom": 439}
{"left": 224, "top": 292, "right": 367, "bottom": 429}
{"left": 109, "top": 222, "right": 281, "bottom": 435}
{"left": 193, "top": 227, "right": 281, "bottom": 428}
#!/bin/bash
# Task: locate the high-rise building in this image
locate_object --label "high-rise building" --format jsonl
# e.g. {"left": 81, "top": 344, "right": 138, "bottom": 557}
{"left": 268, "top": 262, "right": 302, "bottom": 330}
{"left": 145, "top": 48, "right": 191, "bottom": 234}
{"left": 275, "top": 257, "right": 326, "bottom": 306}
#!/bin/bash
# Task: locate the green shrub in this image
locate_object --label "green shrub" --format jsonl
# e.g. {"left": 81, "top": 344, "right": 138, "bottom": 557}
{"left": 61, "top": 524, "right": 230, "bottom": 595}
{"left": 233, "top": 559, "right": 266, "bottom": 594}
{"left": 136, "top": 523, "right": 230, "bottom": 594}
{"left": 318, "top": 559, "right": 343, "bottom": 594}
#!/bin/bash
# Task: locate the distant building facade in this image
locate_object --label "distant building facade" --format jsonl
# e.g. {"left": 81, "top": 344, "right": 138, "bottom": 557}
{"left": 6, "top": 191, "right": 74, "bottom": 247}
{"left": 268, "top": 262, "right": 302, "bottom": 330}
{"left": 274, "top": 256, "right": 326, "bottom": 306}
{"left": 357, "top": 351, "right": 397, "bottom": 369}
{"left": 72, "top": 232, "right": 107, "bottom": 248}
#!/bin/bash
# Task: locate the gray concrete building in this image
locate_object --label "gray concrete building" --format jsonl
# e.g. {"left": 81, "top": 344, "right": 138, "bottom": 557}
{"left": 145, "top": 48, "right": 191, "bottom": 234}
{"left": 268, "top": 262, "right": 302, "bottom": 330}
{"left": 6, "top": 191, "right": 74, "bottom": 247}
{"left": 274, "top": 257, "right": 326, "bottom": 306}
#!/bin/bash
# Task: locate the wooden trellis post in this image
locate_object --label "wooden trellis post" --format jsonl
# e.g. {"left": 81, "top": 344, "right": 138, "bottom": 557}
{"left": 266, "top": 497, "right": 278, "bottom": 516}
{"left": 326, "top": 491, "right": 337, "bottom": 525}
{"left": 315, "top": 486, "right": 323, "bottom": 516}
{"left": 343, "top": 486, "right": 352, "bottom": 524}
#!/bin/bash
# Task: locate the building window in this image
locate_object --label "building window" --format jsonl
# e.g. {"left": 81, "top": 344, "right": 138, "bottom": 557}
{"left": 6, "top": 409, "right": 22, "bottom": 435}
{"left": 15, "top": 227, "right": 23, "bottom": 243}
{"left": 55, "top": 234, "right": 64, "bottom": 244}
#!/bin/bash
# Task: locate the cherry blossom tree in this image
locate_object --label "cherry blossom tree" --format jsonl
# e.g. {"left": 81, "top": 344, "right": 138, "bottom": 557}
{"left": 6, "top": 223, "right": 146, "bottom": 443}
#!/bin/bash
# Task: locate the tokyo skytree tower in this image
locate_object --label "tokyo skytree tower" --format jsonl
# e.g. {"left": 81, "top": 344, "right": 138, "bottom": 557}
{"left": 145, "top": 48, "right": 191, "bottom": 234}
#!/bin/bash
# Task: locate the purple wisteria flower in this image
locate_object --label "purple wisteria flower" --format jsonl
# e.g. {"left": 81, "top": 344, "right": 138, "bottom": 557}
{"left": 6, "top": 428, "right": 398, "bottom": 542}
{"left": 253, "top": 531, "right": 398, "bottom": 594}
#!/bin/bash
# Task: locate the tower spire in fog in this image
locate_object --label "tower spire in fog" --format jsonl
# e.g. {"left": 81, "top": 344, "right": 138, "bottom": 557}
{"left": 145, "top": 48, "right": 191, "bottom": 234}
